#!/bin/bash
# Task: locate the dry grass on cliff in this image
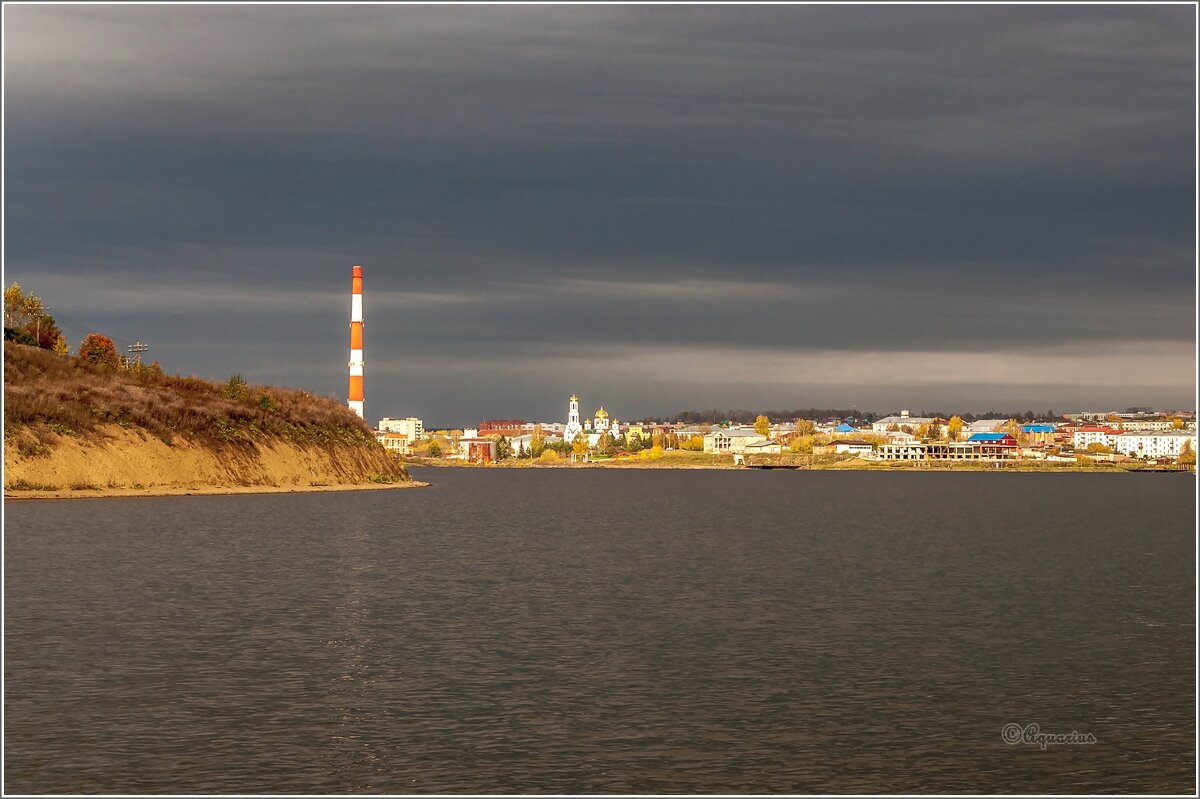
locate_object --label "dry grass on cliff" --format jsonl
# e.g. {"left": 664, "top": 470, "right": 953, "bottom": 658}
{"left": 3, "top": 341, "right": 377, "bottom": 450}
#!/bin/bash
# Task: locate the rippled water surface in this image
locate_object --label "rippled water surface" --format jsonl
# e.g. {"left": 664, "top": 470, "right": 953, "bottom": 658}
{"left": 4, "top": 469, "right": 1195, "bottom": 793}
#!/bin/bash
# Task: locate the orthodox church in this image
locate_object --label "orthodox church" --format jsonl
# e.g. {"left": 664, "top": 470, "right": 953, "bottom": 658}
{"left": 563, "top": 394, "right": 618, "bottom": 447}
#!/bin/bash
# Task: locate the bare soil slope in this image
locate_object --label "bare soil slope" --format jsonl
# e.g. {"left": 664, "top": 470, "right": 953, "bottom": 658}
{"left": 4, "top": 342, "right": 408, "bottom": 496}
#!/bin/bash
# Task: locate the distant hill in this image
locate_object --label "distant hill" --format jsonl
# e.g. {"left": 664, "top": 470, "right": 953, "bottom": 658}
{"left": 3, "top": 341, "right": 408, "bottom": 495}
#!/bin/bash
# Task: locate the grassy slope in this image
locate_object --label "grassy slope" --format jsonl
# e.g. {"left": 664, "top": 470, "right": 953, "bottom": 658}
{"left": 3, "top": 341, "right": 407, "bottom": 490}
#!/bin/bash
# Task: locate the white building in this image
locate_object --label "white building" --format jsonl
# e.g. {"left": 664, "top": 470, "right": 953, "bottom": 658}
{"left": 875, "top": 442, "right": 927, "bottom": 461}
{"left": 375, "top": 431, "right": 413, "bottom": 455}
{"left": 379, "top": 416, "right": 424, "bottom": 440}
{"left": 744, "top": 439, "right": 782, "bottom": 455}
{"left": 871, "top": 410, "right": 935, "bottom": 433}
{"left": 829, "top": 439, "right": 874, "bottom": 456}
{"left": 964, "top": 419, "right": 1008, "bottom": 436}
{"left": 563, "top": 395, "right": 583, "bottom": 443}
{"left": 1112, "top": 431, "right": 1196, "bottom": 459}
{"left": 1115, "top": 418, "right": 1174, "bottom": 432}
{"left": 703, "top": 427, "right": 768, "bottom": 454}
{"left": 1072, "top": 427, "right": 1118, "bottom": 450}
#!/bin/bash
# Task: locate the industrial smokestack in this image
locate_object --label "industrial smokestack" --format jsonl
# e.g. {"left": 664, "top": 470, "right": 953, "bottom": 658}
{"left": 348, "top": 264, "right": 364, "bottom": 419}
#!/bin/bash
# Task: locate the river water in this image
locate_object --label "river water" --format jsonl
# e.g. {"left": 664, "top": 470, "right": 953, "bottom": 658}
{"left": 4, "top": 469, "right": 1195, "bottom": 793}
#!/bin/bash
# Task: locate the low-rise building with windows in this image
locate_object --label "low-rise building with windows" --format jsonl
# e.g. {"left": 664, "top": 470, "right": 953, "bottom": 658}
{"left": 1112, "top": 430, "right": 1196, "bottom": 459}
{"left": 1072, "top": 426, "right": 1119, "bottom": 450}
{"left": 379, "top": 416, "right": 424, "bottom": 439}
{"left": 703, "top": 427, "right": 768, "bottom": 454}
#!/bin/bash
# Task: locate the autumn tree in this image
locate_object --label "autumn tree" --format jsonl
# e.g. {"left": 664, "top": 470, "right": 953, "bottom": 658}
{"left": 52, "top": 335, "right": 69, "bottom": 356}
{"left": 78, "top": 332, "right": 120, "bottom": 369}
{"left": 754, "top": 414, "right": 770, "bottom": 436}
{"left": 681, "top": 435, "right": 704, "bottom": 451}
{"left": 794, "top": 419, "right": 816, "bottom": 436}
{"left": 947, "top": 415, "right": 964, "bottom": 442}
{"left": 4, "top": 283, "right": 44, "bottom": 330}
{"left": 1178, "top": 439, "right": 1196, "bottom": 465}
{"left": 4, "top": 284, "right": 61, "bottom": 350}
{"left": 530, "top": 424, "right": 546, "bottom": 457}
{"left": 1173, "top": 417, "right": 1185, "bottom": 430}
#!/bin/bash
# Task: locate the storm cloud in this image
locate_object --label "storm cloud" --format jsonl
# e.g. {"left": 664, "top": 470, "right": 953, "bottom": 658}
{"left": 4, "top": 5, "right": 1195, "bottom": 424}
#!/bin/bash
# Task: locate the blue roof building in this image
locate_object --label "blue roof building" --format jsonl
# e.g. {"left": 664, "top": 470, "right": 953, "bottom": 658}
{"left": 1021, "top": 424, "right": 1056, "bottom": 434}
{"left": 835, "top": 423, "right": 855, "bottom": 433}
{"left": 968, "top": 432, "right": 1013, "bottom": 442}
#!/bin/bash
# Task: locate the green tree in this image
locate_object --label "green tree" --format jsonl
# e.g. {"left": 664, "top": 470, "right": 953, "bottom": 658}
{"left": 5, "top": 327, "right": 36, "bottom": 346}
{"left": 754, "top": 414, "right": 770, "bottom": 436}
{"left": 427, "top": 440, "right": 443, "bottom": 458}
{"left": 495, "top": 435, "right": 512, "bottom": 460}
{"left": 927, "top": 418, "right": 943, "bottom": 441}
{"left": 78, "top": 332, "right": 120, "bottom": 369}
{"left": 223, "top": 374, "right": 250, "bottom": 401}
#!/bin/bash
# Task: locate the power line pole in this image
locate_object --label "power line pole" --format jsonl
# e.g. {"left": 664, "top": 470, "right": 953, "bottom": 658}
{"left": 127, "top": 340, "right": 149, "bottom": 366}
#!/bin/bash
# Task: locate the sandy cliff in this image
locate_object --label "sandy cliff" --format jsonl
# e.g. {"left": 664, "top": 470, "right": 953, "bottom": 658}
{"left": 4, "top": 341, "right": 412, "bottom": 498}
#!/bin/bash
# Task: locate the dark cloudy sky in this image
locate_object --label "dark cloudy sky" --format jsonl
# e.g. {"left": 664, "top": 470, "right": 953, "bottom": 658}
{"left": 5, "top": 5, "right": 1196, "bottom": 424}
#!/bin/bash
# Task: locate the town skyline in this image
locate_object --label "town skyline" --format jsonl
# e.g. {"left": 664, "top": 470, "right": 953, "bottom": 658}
{"left": 5, "top": 5, "right": 1196, "bottom": 422}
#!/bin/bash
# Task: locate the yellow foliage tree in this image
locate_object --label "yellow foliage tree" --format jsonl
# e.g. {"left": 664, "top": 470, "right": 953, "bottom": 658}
{"left": 754, "top": 415, "right": 770, "bottom": 436}
{"left": 947, "top": 415, "right": 964, "bottom": 441}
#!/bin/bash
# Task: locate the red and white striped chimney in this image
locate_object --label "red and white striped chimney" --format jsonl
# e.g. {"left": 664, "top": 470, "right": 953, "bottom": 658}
{"left": 348, "top": 264, "right": 364, "bottom": 419}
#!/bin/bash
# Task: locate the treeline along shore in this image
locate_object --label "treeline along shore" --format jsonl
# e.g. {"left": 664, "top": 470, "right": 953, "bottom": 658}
{"left": 3, "top": 341, "right": 418, "bottom": 498}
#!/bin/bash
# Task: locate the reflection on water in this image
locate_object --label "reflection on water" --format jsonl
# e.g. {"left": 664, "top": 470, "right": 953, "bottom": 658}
{"left": 4, "top": 470, "right": 1195, "bottom": 793}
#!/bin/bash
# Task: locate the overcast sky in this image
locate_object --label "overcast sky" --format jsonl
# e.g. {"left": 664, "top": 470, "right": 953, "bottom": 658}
{"left": 4, "top": 5, "right": 1196, "bottom": 424}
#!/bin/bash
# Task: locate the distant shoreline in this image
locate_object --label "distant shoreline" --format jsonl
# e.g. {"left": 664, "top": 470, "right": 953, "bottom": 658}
{"left": 406, "top": 459, "right": 1192, "bottom": 474}
{"left": 4, "top": 480, "right": 432, "bottom": 501}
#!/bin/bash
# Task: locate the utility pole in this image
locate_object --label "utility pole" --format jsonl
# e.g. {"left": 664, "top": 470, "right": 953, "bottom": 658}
{"left": 127, "top": 340, "right": 149, "bottom": 366}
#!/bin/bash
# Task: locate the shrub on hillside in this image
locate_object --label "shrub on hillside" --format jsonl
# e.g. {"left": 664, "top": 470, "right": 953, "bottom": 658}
{"left": 4, "top": 342, "right": 377, "bottom": 449}
{"left": 78, "top": 333, "right": 120, "bottom": 369}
